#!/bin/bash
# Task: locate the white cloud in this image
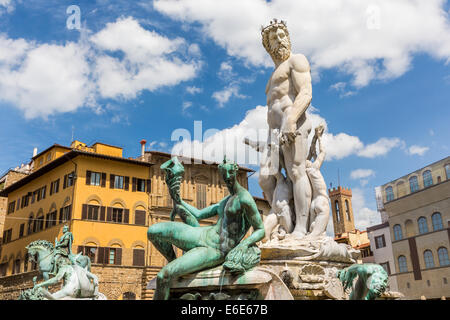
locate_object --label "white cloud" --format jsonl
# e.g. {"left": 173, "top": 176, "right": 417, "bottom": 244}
{"left": 357, "top": 137, "right": 404, "bottom": 158}
{"left": 0, "top": 0, "right": 14, "bottom": 13}
{"left": 329, "top": 81, "right": 355, "bottom": 98}
{"left": 186, "top": 86, "right": 203, "bottom": 94}
{"left": 0, "top": 17, "right": 201, "bottom": 118}
{"left": 91, "top": 17, "right": 200, "bottom": 99}
{"left": 0, "top": 36, "right": 94, "bottom": 119}
{"left": 154, "top": 0, "right": 450, "bottom": 88}
{"left": 182, "top": 101, "right": 193, "bottom": 112}
{"left": 171, "top": 105, "right": 402, "bottom": 165}
{"left": 407, "top": 145, "right": 429, "bottom": 156}
{"left": 350, "top": 169, "right": 375, "bottom": 180}
{"left": 212, "top": 85, "right": 246, "bottom": 107}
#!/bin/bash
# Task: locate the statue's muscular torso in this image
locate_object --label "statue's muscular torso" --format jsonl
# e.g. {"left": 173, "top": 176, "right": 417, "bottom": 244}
{"left": 203, "top": 193, "right": 249, "bottom": 254}
{"left": 266, "top": 53, "right": 312, "bottom": 133}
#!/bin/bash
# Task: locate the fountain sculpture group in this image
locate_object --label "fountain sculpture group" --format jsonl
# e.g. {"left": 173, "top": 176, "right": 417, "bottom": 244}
{"left": 20, "top": 19, "right": 397, "bottom": 301}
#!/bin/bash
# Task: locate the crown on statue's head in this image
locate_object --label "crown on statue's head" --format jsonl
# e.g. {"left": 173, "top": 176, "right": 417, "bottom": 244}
{"left": 261, "top": 18, "right": 288, "bottom": 35}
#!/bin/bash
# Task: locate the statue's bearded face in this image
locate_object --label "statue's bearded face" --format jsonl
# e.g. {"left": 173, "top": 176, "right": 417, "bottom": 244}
{"left": 268, "top": 28, "right": 291, "bottom": 62}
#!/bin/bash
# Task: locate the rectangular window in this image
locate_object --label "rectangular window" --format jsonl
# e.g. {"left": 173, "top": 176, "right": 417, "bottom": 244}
{"left": 64, "top": 171, "right": 75, "bottom": 188}
{"left": 50, "top": 179, "right": 60, "bottom": 195}
{"left": 61, "top": 206, "right": 71, "bottom": 222}
{"left": 84, "top": 246, "right": 97, "bottom": 263}
{"left": 375, "top": 235, "right": 386, "bottom": 249}
{"left": 37, "top": 186, "right": 46, "bottom": 201}
{"left": 90, "top": 172, "right": 101, "bottom": 186}
{"left": 112, "top": 208, "right": 123, "bottom": 223}
{"left": 87, "top": 205, "right": 99, "bottom": 221}
{"left": 47, "top": 211, "right": 57, "bottom": 228}
{"left": 2, "top": 229, "right": 12, "bottom": 244}
{"left": 135, "top": 210, "right": 146, "bottom": 226}
{"left": 114, "top": 175, "right": 124, "bottom": 189}
{"left": 35, "top": 216, "right": 44, "bottom": 232}
{"left": 133, "top": 249, "right": 145, "bottom": 266}
{"left": 109, "top": 248, "right": 116, "bottom": 264}
{"left": 380, "top": 262, "right": 391, "bottom": 275}
{"left": 19, "top": 224, "right": 25, "bottom": 237}
{"left": 13, "top": 259, "right": 21, "bottom": 274}
{"left": 7, "top": 201, "right": 15, "bottom": 214}
{"left": 137, "top": 178, "right": 146, "bottom": 192}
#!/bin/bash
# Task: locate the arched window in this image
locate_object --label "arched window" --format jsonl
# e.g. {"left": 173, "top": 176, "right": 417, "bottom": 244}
{"left": 398, "top": 256, "right": 408, "bottom": 272}
{"left": 393, "top": 224, "right": 403, "bottom": 241}
{"left": 431, "top": 212, "right": 443, "bottom": 231}
{"left": 35, "top": 215, "right": 44, "bottom": 233}
{"left": 418, "top": 217, "right": 428, "bottom": 234}
{"left": 423, "top": 250, "right": 435, "bottom": 268}
{"left": 345, "top": 200, "right": 351, "bottom": 220}
{"left": 445, "top": 164, "right": 450, "bottom": 180}
{"left": 438, "top": 247, "right": 450, "bottom": 266}
{"left": 423, "top": 170, "right": 433, "bottom": 188}
{"left": 335, "top": 201, "right": 340, "bottom": 222}
{"left": 385, "top": 186, "right": 394, "bottom": 202}
{"left": 27, "top": 214, "right": 34, "bottom": 235}
{"left": 409, "top": 176, "right": 419, "bottom": 193}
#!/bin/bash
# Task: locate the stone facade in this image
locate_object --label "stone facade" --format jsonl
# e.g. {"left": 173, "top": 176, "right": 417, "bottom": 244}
{"left": 92, "top": 265, "right": 145, "bottom": 300}
{"left": 0, "top": 170, "right": 28, "bottom": 241}
{"left": 378, "top": 156, "right": 450, "bottom": 299}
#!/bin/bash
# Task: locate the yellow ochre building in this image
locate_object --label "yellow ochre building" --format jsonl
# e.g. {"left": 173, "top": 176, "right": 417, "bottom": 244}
{"left": 0, "top": 140, "right": 258, "bottom": 300}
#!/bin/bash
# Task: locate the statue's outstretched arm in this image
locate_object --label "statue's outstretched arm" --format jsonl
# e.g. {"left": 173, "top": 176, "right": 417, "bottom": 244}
{"left": 243, "top": 137, "right": 266, "bottom": 153}
{"left": 180, "top": 200, "right": 221, "bottom": 221}
{"left": 314, "top": 136, "right": 326, "bottom": 169}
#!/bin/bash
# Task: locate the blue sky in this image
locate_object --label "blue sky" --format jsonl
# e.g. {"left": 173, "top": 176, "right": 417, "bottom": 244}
{"left": 0, "top": 0, "right": 449, "bottom": 231}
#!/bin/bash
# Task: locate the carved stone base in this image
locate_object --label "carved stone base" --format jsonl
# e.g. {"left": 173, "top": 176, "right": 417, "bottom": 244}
{"left": 148, "top": 266, "right": 294, "bottom": 300}
{"left": 260, "top": 259, "right": 351, "bottom": 300}
{"left": 260, "top": 259, "right": 404, "bottom": 300}
{"left": 259, "top": 236, "right": 403, "bottom": 300}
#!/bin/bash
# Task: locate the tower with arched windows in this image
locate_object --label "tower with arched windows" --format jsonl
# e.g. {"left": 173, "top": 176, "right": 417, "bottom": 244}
{"left": 328, "top": 186, "right": 355, "bottom": 236}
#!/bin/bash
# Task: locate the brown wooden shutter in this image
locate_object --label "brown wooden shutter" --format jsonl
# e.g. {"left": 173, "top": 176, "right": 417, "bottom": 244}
{"left": 101, "top": 173, "right": 106, "bottom": 187}
{"left": 133, "top": 249, "right": 145, "bottom": 266}
{"left": 42, "top": 186, "right": 46, "bottom": 199}
{"left": 55, "top": 179, "right": 60, "bottom": 193}
{"left": 67, "top": 205, "right": 72, "bottom": 220}
{"left": 59, "top": 208, "right": 63, "bottom": 224}
{"left": 86, "top": 171, "right": 91, "bottom": 185}
{"left": 63, "top": 175, "right": 67, "bottom": 189}
{"left": 82, "top": 204, "right": 88, "bottom": 220}
{"left": 107, "top": 207, "right": 112, "bottom": 221}
{"left": 146, "top": 179, "right": 151, "bottom": 193}
{"left": 49, "top": 184, "right": 53, "bottom": 196}
{"left": 124, "top": 209, "right": 129, "bottom": 224}
{"left": 115, "top": 248, "right": 122, "bottom": 265}
{"left": 110, "top": 174, "right": 115, "bottom": 189}
{"left": 124, "top": 176, "right": 129, "bottom": 191}
{"left": 16, "top": 198, "right": 20, "bottom": 210}
{"left": 104, "top": 247, "right": 110, "bottom": 264}
{"left": 132, "top": 177, "right": 137, "bottom": 192}
{"left": 97, "top": 247, "right": 105, "bottom": 264}
{"left": 100, "top": 206, "right": 106, "bottom": 221}
{"left": 135, "top": 210, "right": 146, "bottom": 226}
